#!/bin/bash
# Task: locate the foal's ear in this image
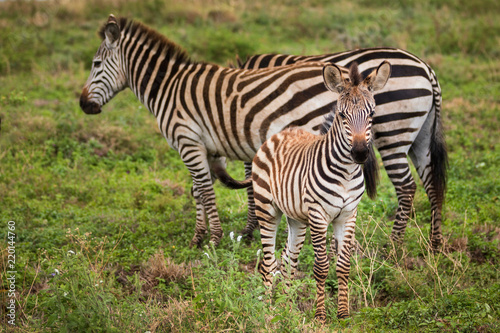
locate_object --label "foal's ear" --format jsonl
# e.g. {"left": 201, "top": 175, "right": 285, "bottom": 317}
{"left": 364, "top": 61, "right": 391, "bottom": 92}
{"left": 323, "top": 64, "right": 347, "bottom": 93}
{"left": 105, "top": 14, "right": 121, "bottom": 48}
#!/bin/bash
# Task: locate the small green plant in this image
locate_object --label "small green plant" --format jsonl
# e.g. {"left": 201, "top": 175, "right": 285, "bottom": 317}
{"left": 1, "top": 90, "right": 27, "bottom": 106}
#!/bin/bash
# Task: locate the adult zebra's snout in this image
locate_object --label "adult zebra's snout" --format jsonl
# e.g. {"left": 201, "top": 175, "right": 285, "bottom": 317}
{"left": 80, "top": 88, "right": 102, "bottom": 115}
{"left": 351, "top": 135, "right": 369, "bottom": 164}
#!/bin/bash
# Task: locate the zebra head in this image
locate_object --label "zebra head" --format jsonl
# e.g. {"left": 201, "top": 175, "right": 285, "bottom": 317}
{"left": 80, "top": 14, "right": 127, "bottom": 115}
{"left": 323, "top": 61, "right": 391, "bottom": 164}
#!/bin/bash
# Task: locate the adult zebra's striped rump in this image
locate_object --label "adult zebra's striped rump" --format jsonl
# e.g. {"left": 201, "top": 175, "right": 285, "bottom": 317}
{"left": 222, "top": 61, "right": 391, "bottom": 321}
{"left": 238, "top": 49, "right": 448, "bottom": 250}
{"left": 79, "top": 15, "right": 380, "bottom": 247}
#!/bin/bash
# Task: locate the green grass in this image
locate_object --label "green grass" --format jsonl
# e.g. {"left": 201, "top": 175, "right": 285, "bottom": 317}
{"left": 1, "top": 0, "right": 499, "bottom": 332}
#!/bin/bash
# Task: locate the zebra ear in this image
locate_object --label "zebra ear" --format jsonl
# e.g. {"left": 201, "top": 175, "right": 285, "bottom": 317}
{"left": 323, "top": 64, "right": 346, "bottom": 93}
{"left": 104, "top": 14, "right": 121, "bottom": 48}
{"left": 365, "top": 61, "right": 391, "bottom": 92}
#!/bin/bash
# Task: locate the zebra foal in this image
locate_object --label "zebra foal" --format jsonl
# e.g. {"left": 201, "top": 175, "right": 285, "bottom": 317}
{"left": 224, "top": 61, "right": 391, "bottom": 321}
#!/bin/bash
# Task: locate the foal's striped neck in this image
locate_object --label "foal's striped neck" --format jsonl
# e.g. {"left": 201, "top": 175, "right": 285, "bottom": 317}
{"left": 323, "top": 113, "right": 357, "bottom": 169}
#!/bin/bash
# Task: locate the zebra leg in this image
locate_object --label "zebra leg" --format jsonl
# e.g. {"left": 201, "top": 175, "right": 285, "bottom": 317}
{"left": 281, "top": 217, "right": 307, "bottom": 286}
{"left": 410, "top": 156, "right": 443, "bottom": 250}
{"left": 255, "top": 201, "right": 282, "bottom": 288}
{"left": 190, "top": 186, "right": 208, "bottom": 247}
{"left": 308, "top": 210, "right": 330, "bottom": 323}
{"left": 334, "top": 210, "right": 357, "bottom": 319}
{"left": 409, "top": 108, "right": 445, "bottom": 250}
{"left": 241, "top": 161, "right": 258, "bottom": 238}
{"left": 189, "top": 156, "right": 227, "bottom": 248}
{"left": 328, "top": 232, "right": 338, "bottom": 261}
{"left": 379, "top": 150, "right": 416, "bottom": 244}
{"left": 181, "top": 148, "right": 224, "bottom": 247}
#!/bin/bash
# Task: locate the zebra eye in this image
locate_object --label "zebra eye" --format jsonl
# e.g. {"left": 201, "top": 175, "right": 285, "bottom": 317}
{"left": 93, "top": 61, "right": 102, "bottom": 68}
{"left": 338, "top": 112, "right": 346, "bottom": 119}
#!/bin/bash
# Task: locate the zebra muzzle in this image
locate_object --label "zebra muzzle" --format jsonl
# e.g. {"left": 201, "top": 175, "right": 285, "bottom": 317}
{"left": 351, "top": 138, "right": 369, "bottom": 164}
{"left": 79, "top": 92, "right": 102, "bottom": 115}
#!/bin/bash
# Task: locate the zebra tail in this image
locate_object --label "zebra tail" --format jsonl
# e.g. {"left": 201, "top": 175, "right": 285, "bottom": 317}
{"left": 212, "top": 164, "right": 252, "bottom": 189}
{"left": 429, "top": 76, "right": 448, "bottom": 202}
{"left": 363, "top": 144, "right": 379, "bottom": 200}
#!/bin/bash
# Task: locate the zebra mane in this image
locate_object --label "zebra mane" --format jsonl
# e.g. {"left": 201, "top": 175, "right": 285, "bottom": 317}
{"left": 98, "top": 17, "right": 193, "bottom": 65}
{"left": 349, "top": 62, "right": 362, "bottom": 86}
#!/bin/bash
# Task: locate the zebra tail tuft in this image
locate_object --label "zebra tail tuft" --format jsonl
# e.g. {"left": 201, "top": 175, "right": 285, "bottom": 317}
{"left": 429, "top": 69, "right": 448, "bottom": 203}
{"left": 430, "top": 109, "right": 448, "bottom": 203}
{"left": 363, "top": 144, "right": 379, "bottom": 200}
{"left": 212, "top": 164, "right": 252, "bottom": 189}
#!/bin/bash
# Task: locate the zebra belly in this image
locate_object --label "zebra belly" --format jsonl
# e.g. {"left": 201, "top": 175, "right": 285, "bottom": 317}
{"left": 277, "top": 187, "right": 361, "bottom": 226}
{"left": 271, "top": 178, "right": 310, "bottom": 224}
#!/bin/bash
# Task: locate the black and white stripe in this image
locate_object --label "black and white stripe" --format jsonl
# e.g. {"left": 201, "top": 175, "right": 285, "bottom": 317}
{"left": 80, "top": 15, "right": 363, "bottom": 246}
{"left": 80, "top": 16, "right": 446, "bottom": 250}
{"left": 238, "top": 48, "right": 447, "bottom": 250}
{"left": 222, "top": 62, "right": 391, "bottom": 321}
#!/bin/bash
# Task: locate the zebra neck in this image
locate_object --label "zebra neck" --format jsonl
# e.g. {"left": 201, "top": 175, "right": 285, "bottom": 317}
{"left": 120, "top": 20, "right": 194, "bottom": 116}
{"left": 324, "top": 117, "right": 358, "bottom": 171}
{"left": 124, "top": 52, "right": 191, "bottom": 116}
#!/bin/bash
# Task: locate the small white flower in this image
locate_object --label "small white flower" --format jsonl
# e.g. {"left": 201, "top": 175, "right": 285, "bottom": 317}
{"left": 203, "top": 252, "right": 210, "bottom": 259}
{"left": 54, "top": 268, "right": 60, "bottom": 275}
{"left": 67, "top": 250, "right": 75, "bottom": 255}
{"left": 230, "top": 231, "right": 235, "bottom": 240}
{"left": 95, "top": 284, "right": 98, "bottom": 287}
{"left": 237, "top": 235, "right": 242, "bottom": 242}
{"left": 100, "top": 280, "right": 103, "bottom": 284}
{"left": 256, "top": 249, "right": 262, "bottom": 256}
{"left": 258, "top": 296, "right": 263, "bottom": 300}
{"left": 63, "top": 292, "right": 68, "bottom": 297}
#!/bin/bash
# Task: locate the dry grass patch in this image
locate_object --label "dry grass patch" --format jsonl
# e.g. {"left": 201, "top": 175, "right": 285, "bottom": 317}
{"left": 141, "top": 251, "right": 190, "bottom": 293}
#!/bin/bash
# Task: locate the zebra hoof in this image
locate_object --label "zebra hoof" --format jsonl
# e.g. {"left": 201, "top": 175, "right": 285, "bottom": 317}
{"left": 209, "top": 232, "right": 223, "bottom": 247}
{"left": 431, "top": 238, "right": 443, "bottom": 253}
{"left": 315, "top": 312, "right": 327, "bottom": 324}
{"left": 240, "top": 229, "right": 255, "bottom": 241}
{"left": 189, "top": 233, "right": 206, "bottom": 249}
{"left": 388, "top": 233, "right": 405, "bottom": 247}
{"left": 189, "top": 239, "right": 202, "bottom": 249}
{"left": 337, "top": 311, "right": 349, "bottom": 320}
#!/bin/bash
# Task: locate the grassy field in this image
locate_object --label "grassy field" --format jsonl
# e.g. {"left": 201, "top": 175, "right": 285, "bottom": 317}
{"left": 0, "top": 0, "right": 499, "bottom": 331}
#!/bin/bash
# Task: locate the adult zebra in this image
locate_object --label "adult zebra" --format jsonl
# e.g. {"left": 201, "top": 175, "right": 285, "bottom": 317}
{"left": 236, "top": 49, "right": 448, "bottom": 250}
{"left": 222, "top": 61, "right": 392, "bottom": 321}
{"left": 80, "top": 15, "right": 378, "bottom": 247}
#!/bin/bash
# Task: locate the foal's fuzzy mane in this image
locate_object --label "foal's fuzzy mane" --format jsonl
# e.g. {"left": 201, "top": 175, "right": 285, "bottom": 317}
{"left": 349, "top": 62, "right": 362, "bottom": 86}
